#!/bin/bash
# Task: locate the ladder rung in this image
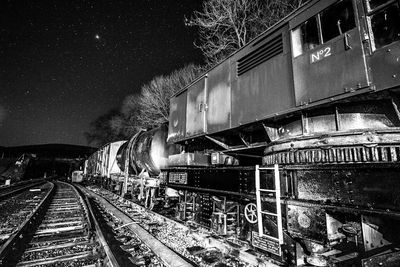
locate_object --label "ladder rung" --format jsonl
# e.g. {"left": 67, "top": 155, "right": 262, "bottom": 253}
{"left": 260, "top": 235, "right": 279, "bottom": 242}
{"left": 261, "top": 211, "right": 278, "bottom": 217}
{"left": 256, "top": 164, "right": 283, "bottom": 250}
{"left": 259, "top": 189, "right": 276, "bottom": 193}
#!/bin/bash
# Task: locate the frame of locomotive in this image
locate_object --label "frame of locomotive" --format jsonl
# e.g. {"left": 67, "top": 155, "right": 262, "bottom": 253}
{"left": 84, "top": 0, "right": 400, "bottom": 266}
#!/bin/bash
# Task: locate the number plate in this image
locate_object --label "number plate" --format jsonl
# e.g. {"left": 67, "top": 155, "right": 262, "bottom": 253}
{"left": 168, "top": 172, "right": 188, "bottom": 184}
{"left": 310, "top": 45, "right": 332, "bottom": 63}
{"left": 252, "top": 231, "right": 281, "bottom": 256}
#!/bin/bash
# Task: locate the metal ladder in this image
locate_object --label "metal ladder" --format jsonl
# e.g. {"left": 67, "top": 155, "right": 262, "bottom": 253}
{"left": 255, "top": 164, "right": 283, "bottom": 255}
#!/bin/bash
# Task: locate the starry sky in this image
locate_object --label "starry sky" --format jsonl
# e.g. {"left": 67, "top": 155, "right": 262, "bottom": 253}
{"left": 0, "top": 0, "right": 203, "bottom": 147}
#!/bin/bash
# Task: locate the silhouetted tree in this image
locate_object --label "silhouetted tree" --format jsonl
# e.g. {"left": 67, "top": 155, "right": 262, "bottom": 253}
{"left": 120, "top": 94, "right": 143, "bottom": 134}
{"left": 84, "top": 109, "right": 126, "bottom": 146}
{"left": 86, "top": 64, "right": 205, "bottom": 145}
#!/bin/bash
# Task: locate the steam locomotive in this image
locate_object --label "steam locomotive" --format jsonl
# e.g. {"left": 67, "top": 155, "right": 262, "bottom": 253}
{"left": 84, "top": 0, "right": 400, "bottom": 265}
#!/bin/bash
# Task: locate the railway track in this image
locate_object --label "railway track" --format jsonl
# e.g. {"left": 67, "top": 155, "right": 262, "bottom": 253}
{"left": 88, "top": 196, "right": 167, "bottom": 266}
{"left": 0, "top": 182, "right": 53, "bottom": 247}
{"left": 0, "top": 179, "right": 47, "bottom": 201}
{"left": 1, "top": 181, "right": 277, "bottom": 266}
{"left": 82, "top": 185, "right": 271, "bottom": 267}
{"left": 0, "top": 181, "right": 115, "bottom": 266}
{"left": 80, "top": 185, "right": 195, "bottom": 267}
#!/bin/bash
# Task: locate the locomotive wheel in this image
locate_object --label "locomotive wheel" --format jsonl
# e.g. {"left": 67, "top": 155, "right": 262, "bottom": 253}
{"left": 244, "top": 203, "right": 258, "bottom": 224}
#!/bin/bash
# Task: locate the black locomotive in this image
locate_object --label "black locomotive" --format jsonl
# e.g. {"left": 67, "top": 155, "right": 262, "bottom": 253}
{"left": 85, "top": 0, "right": 400, "bottom": 265}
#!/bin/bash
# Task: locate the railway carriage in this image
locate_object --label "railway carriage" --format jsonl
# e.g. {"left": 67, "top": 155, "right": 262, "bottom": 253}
{"left": 87, "top": 0, "right": 400, "bottom": 265}
{"left": 71, "top": 170, "right": 83, "bottom": 183}
{"left": 84, "top": 141, "right": 126, "bottom": 186}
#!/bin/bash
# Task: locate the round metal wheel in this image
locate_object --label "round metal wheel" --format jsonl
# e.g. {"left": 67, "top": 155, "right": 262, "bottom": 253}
{"left": 244, "top": 203, "right": 258, "bottom": 224}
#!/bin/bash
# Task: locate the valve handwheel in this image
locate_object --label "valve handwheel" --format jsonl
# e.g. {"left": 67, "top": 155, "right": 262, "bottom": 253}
{"left": 244, "top": 203, "right": 258, "bottom": 224}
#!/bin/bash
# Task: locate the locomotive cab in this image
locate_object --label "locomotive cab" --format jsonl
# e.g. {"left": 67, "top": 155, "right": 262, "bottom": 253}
{"left": 290, "top": 0, "right": 369, "bottom": 106}
{"left": 367, "top": 0, "right": 400, "bottom": 90}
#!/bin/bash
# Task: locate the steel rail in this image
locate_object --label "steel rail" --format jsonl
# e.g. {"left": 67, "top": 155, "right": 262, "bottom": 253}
{"left": 0, "top": 182, "right": 55, "bottom": 265}
{"left": 71, "top": 182, "right": 120, "bottom": 267}
{"left": 0, "top": 180, "right": 47, "bottom": 201}
{"left": 13, "top": 181, "right": 100, "bottom": 266}
{"left": 78, "top": 185, "right": 195, "bottom": 267}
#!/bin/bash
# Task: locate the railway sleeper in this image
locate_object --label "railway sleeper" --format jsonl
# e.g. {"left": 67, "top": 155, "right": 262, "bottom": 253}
{"left": 45, "top": 208, "right": 82, "bottom": 213}
{"left": 47, "top": 206, "right": 79, "bottom": 211}
{"left": 35, "top": 225, "right": 85, "bottom": 234}
{"left": 39, "top": 220, "right": 83, "bottom": 228}
{"left": 27, "top": 236, "right": 89, "bottom": 249}
{"left": 32, "top": 228, "right": 87, "bottom": 242}
{"left": 24, "top": 240, "right": 92, "bottom": 253}
{"left": 41, "top": 215, "right": 82, "bottom": 224}
{"left": 20, "top": 242, "right": 97, "bottom": 261}
{"left": 16, "top": 251, "right": 93, "bottom": 267}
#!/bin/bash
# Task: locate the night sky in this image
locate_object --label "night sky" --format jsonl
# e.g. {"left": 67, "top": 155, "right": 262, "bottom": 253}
{"left": 0, "top": 0, "right": 203, "bottom": 147}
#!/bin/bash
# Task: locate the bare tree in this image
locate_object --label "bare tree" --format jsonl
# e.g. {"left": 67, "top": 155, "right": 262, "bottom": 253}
{"left": 136, "top": 63, "right": 205, "bottom": 129}
{"left": 86, "top": 64, "right": 204, "bottom": 144}
{"left": 187, "top": 0, "right": 303, "bottom": 65}
{"left": 120, "top": 94, "right": 143, "bottom": 135}
{"left": 84, "top": 109, "right": 125, "bottom": 146}
{"left": 138, "top": 75, "right": 170, "bottom": 129}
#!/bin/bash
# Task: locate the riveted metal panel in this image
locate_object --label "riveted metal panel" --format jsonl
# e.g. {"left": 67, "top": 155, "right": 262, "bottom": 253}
{"left": 295, "top": 164, "right": 400, "bottom": 211}
{"left": 370, "top": 42, "right": 400, "bottom": 91}
{"left": 292, "top": 28, "right": 369, "bottom": 106}
{"left": 287, "top": 205, "right": 327, "bottom": 242}
{"left": 231, "top": 30, "right": 294, "bottom": 127}
{"left": 165, "top": 167, "right": 255, "bottom": 195}
{"left": 206, "top": 59, "right": 231, "bottom": 133}
{"left": 186, "top": 77, "right": 206, "bottom": 137}
{"left": 168, "top": 90, "right": 187, "bottom": 142}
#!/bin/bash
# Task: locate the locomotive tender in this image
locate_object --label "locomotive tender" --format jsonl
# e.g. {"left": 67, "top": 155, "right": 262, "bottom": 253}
{"left": 85, "top": 0, "right": 400, "bottom": 265}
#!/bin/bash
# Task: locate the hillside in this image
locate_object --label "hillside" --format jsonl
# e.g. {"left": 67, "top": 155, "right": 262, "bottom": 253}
{"left": 0, "top": 144, "right": 96, "bottom": 159}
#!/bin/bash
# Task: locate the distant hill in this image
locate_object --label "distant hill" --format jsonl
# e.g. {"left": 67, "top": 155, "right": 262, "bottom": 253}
{"left": 0, "top": 144, "right": 96, "bottom": 159}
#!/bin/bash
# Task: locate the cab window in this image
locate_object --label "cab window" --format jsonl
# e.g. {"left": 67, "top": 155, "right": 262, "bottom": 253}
{"left": 292, "top": 0, "right": 356, "bottom": 57}
{"left": 367, "top": 0, "right": 400, "bottom": 49}
{"left": 320, "top": 0, "right": 355, "bottom": 42}
{"left": 292, "top": 17, "right": 320, "bottom": 57}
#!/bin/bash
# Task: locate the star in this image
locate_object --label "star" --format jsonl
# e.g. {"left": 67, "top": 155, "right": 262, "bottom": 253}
{"left": 0, "top": 0, "right": 203, "bottom": 147}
